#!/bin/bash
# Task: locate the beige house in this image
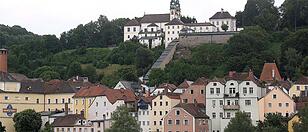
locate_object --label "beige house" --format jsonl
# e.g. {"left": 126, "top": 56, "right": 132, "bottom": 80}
{"left": 289, "top": 76, "right": 308, "bottom": 98}
{"left": 258, "top": 87, "right": 295, "bottom": 121}
{"left": 149, "top": 92, "right": 181, "bottom": 132}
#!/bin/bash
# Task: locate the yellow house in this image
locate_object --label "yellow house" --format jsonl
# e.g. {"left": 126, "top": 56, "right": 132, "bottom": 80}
{"left": 289, "top": 76, "right": 308, "bottom": 98}
{"left": 288, "top": 114, "right": 300, "bottom": 132}
{"left": 149, "top": 92, "right": 181, "bottom": 132}
{"left": 0, "top": 72, "right": 92, "bottom": 132}
{"left": 72, "top": 85, "right": 106, "bottom": 119}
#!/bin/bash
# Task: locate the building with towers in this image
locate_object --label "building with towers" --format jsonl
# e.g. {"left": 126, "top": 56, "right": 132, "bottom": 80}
{"left": 123, "top": 0, "right": 237, "bottom": 48}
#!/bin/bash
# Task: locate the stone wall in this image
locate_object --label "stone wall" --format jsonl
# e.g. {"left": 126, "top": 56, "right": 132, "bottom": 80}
{"left": 178, "top": 32, "right": 239, "bottom": 48}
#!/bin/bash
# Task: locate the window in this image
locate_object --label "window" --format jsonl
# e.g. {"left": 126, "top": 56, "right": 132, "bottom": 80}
{"left": 154, "top": 111, "right": 156, "bottom": 115}
{"left": 220, "top": 100, "right": 223, "bottom": 106}
{"left": 55, "top": 99, "right": 58, "bottom": 104}
{"left": 286, "top": 103, "right": 289, "bottom": 107}
{"left": 249, "top": 87, "right": 253, "bottom": 94}
{"left": 216, "top": 88, "right": 220, "bottom": 94}
{"left": 273, "top": 94, "right": 277, "bottom": 99}
{"left": 172, "top": 31, "right": 175, "bottom": 34}
{"left": 154, "top": 121, "right": 156, "bottom": 125}
{"left": 227, "top": 100, "right": 231, "bottom": 105}
{"left": 138, "top": 111, "right": 141, "bottom": 115}
{"left": 210, "top": 88, "right": 214, "bottom": 94}
{"left": 229, "top": 88, "right": 236, "bottom": 94}
{"left": 151, "top": 28, "right": 154, "bottom": 32}
{"left": 220, "top": 112, "right": 223, "bottom": 118}
{"left": 212, "top": 100, "right": 216, "bottom": 107}
{"left": 160, "top": 102, "right": 162, "bottom": 106}
{"left": 25, "top": 97, "right": 29, "bottom": 101}
{"left": 243, "top": 87, "right": 247, "bottom": 94}
{"left": 160, "top": 111, "right": 162, "bottom": 115}
{"left": 184, "top": 120, "right": 188, "bottom": 125}
{"left": 176, "top": 120, "right": 180, "bottom": 125}
{"left": 235, "top": 100, "right": 239, "bottom": 105}
{"left": 127, "top": 28, "right": 130, "bottom": 32}
{"left": 168, "top": 31, "right": 170, "bottom": 34}
{"left": 68, "top": 98, "right": 71, "bottom": 104}
{"left": 190, "top": 90, "right": 194, "bottom": 94}
{"left": 246, "top": 112, "right": 251, "bottom": 118}
{"left": 176, "top": 110, "right": 180, "bottom": 115}
{"left": 143, "top": 121, "right": 145, "bottom": 126}
{"left": 133, "top": 27, "right": 136, "bottom": 32}
{"left": 168, "top": 120, "right": 172, "bottom": 125}
{"left": 213, "top": 83, "right": 217, "bottom": 86}
{"left": 245, "top": 100, "right": 251, "bottom": 106}
{"left": 62, "top": 98, "right": 65, "bottom": 104}
{"left": 159, "top": 121, "right": 162, "bottom": 125}
{"left": 75, "top": 100, "right": 78, "bottom": 105}
{"left": 96, "top": 102, "right": 98, "bottom": 107}
{"left": 4, "top": 96, "right": 8, "bottom": 100}
{"left": 279, "top": 103, "right": 282, "bottom": 107}
{"left": 165, "top": 111, "right": 168, "bottom": 114}
{"left": 183, "top": 99, "right": 188, "bottom": 103}
{"left": 143, "top": 111, "right": 145, "bottom": 115}
{"left": 172, "top": 26, "right": 174, "bottom": 29}
{"left": 82, "top": 99, "right": 85, "bottom": 104}
{"left": 216, "top": 21, "right": 219, "bottom": 25}
{"left": 268, "top": 103, "right": 272, "bottom": 107}
{"left": 227, "top": 112, "right": 231, "bottom": 118}
{"left": 201, "top": 90, "right": 204, "bottom": 94}
{"left": 178, "top": 26, "right": 180, "bottom": 29}
{"left": 166, "top": 101, "right": 168, "bottom": 106}
{"left": 36, "top": 99, "right": 39, "bottom": 104}
{"left": 104, "top": 102, "right": 106, "bottom": 106}
{"left": 246, "top": 82, "right": 250, "bottom": 85}
{"left": 154, "top": 102, "right": 157, "bottom": 106}
{"left": 160, "top": 95, "right": 163, "bottom": 100}
{"left": 168, "top": 26, "right": 170, "bottom": 29}
{"left": 297, "top": 86, "right": 300, "bottom": 91}
{"left": 48, "top": 99, "right": 51, "bottom": 104}
{"left": 212, "top": 113, "right": 216, "bottom": 118}
{"left": 128, "top": 35, "right": 130, "bottom": 38}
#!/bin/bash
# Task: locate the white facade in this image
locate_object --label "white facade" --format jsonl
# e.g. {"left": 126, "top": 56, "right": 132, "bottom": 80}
{"left": 124, "top": 26, "right": 140, "bottom": 42}
{"left": 165, "top": 24, "right": 183, "bottom": 44}
{"left": 138, "top": 104, "right": 151, "bottom": 132}
{"left": 206, "top": 80, "right": 265, "bottom": 132}
{"left": 209, "top": 18, "right": 236, "bottom": 32}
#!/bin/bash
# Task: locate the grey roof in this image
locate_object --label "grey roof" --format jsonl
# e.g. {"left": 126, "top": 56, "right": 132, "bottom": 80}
{"left": 147, "top": 23, "right": 159, "bottom": 27}
{"left": 165, "top": 18, "right": 184, "bottom": 25}
{"left": 0, "top": 72, "right": 17, "bottom": 82}
{"left": 140, "top": 14, "right": 170, "bottom": 23}
{"left": 51, "top": 114, "right": 85, "bottom": 127}
{"left": 125, "top": 19, "right": 140, "bottom": 26}
{"left": 119, "top": 81, "right": 140, "bottom": 91}
{"left": 210, "top": 11, "right": 235, "bottom": 19}
{"left": 174, "top": 103, "right": 209, "bottom": 118}
{"left": 19, "top": 80, "right": 45, "bottom": 94}
{"left": 185, "top": 22, "right": 215, "bottom": 27}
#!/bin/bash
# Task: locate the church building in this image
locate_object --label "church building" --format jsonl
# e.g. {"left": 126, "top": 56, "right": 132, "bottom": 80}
{"left": 123, "top": 0, "right": 237, "bottom": 48}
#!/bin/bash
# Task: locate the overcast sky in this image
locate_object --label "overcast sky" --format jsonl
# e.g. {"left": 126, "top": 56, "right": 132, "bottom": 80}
{"left": 0, "top": 0, "right": 284, "bottom": 37}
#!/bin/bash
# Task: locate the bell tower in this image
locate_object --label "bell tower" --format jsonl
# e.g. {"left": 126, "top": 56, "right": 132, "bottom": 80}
{"left": 170, "top": 0, "right": 181, "bottom": 20}
{"left": 0, "top": 49, "right": 8, "bottom": 73}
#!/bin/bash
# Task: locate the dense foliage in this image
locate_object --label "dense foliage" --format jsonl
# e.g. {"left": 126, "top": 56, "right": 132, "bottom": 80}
{"left": 256, "top": 113, "right": 288, "bottom": 132}
{"left": 13, "top": 109, "right": 42, "bottom": 132}
{"left": 106, "top": 106, "right": 140, "bottom": 132}
{"left": 0, "top": 121, "right": 5, "bottom": 132}
{"left": 224, "top": 111, "right": 256, "bottom": 132}
{"left": 293, "top": 106, "right": 308, "bottom": 132}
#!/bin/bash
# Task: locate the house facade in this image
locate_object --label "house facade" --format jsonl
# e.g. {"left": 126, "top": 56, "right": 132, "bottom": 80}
{"left": 258, "top": 87, "right": 295, "bottom": 121}
{"left": 138, "top": 96, "right": 155, "bottom": 132}
{"left": 205, "top": 71, "right": 266, "bottom": 132}
{"left": 163, "top": 103, "right": 210, "bottom": 132}
{"left": 289, "top": 76, "right": 308, "bottom": 98}
{"left": 180, "top": 77, "right": 208, "bottom": 104}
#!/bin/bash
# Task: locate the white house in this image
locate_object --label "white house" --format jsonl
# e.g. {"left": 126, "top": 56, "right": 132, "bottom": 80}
{"left": 137, "top": 96, "right": 155, "bottom": 132}
{"left": 209, "top": 9, "right": 237, "bottom": 32}
{"left": 205, "top": 71, "right": 266, "bottom": 132}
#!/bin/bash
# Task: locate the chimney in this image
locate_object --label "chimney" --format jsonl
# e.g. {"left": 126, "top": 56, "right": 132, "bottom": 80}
{"left": 64, "top": 103, "right": 69, "bottom": 115}
{"left": 0, "top": 49, "right": 8, "bottom": 73}
{"left": 228, "top": 71, "right": 236, "bottom": 77}
{"left": 221, "top": 8, "right": 224, "bottom": 13}
{"left": 272, "top": 69, "right": 275, "bottom": 79}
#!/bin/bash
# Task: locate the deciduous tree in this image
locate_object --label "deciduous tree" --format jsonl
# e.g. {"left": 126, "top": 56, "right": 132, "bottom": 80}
{"left": 13, "top": 109, "right": 42, "bottom": 132}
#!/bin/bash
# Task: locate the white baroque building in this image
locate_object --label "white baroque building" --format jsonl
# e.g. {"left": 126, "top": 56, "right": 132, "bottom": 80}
{"left": 123, "top": 0, "right": 237, "bottom": 48}
{"left": 205, "top": 71, "right": 266, "bottom": 132}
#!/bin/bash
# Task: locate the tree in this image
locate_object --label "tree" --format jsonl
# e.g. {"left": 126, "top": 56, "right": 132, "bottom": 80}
{"left": 283, "top": 48, "right": 302, "bottom": 80}
{"left": 106, "top": 106, "right": 140, "bottom": 132}
{"left": 66, "top": 61, "right": 82, "bottom": 79}
{"left": 13, "top": 109, "right": 42, "bottom": 132}
{"left": 135, "top": 47, "right": 154, "bottom": 69}
{"left": 0, "top": 121, "right": 5, "bottom": 132}
{"left": 148, "top": 68, "right": 167, "bottom": 86}
{"left": 281, "top": 0, "right": 308, "bottom": 30}
{"left": 117, "top": 67, "right": 138, "bottom": 81}
{"left": 282, "top": 29, "right": 308, "bottom": 57}
{"left": 180, "top": 16, "right": 197, "bottom": 23}
{"left": 293, "top": 106, "right": 308, "bottom": 132}
{"left": 221, "top": 24, "right": 229, "bottom": 32}
{"left": 39, "top": 71, "right": 61, "bottom": 81}
{"left": 300, "top": 56, "right": 308, "bottom": 76}
{"left": 257, "top": 113, "right": 288, "bottom": 132}
{"left": 40, "top": 122, "right": 52, "bottom": 132}
{"left": 224, "top": 111, "right": 255, "bottom": 132}
{"left": 82, "top": 65, "right": 98, "bottom": 82}
{"left": 235, "top": 11, "right": 243, "bottom": 28}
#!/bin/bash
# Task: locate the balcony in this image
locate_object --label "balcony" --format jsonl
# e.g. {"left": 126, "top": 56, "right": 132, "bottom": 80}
{"left": 224, "top": 92, "right": 239, "bottom": 98}
{"left": 223, "top": 105, "right": 240, "bottom": 110}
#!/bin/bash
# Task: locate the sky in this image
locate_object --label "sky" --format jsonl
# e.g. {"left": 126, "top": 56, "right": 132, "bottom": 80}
{"left": 0, "top": 0, "right": 284, "bottom": 37}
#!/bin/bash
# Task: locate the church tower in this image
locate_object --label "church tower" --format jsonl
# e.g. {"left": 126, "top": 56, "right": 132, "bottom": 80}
{"left": 170, "top": 0, "right": 181, "bottom": 20}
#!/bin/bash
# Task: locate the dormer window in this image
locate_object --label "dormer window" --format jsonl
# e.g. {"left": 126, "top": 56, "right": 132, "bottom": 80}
{"left": 230, "top": 83, "right": 234, "bottom": 86}
{"left": 213, "top": 83, "right": 217, "bottom": 86}
{"left": 246, "top": 82, "right": 250, "bottom": 85}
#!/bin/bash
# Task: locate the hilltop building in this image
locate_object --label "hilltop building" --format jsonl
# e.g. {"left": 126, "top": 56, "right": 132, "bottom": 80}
{"left": 123, "top": 0, "right": 237, "bottom": 48}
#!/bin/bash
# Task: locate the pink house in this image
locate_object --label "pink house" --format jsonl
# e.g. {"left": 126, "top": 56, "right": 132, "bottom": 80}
{"left": 163, "top": 103, "right": 210, "bottom": 132}
{"left": 258, "top": 87, "right": 295, "bottom": 121}
{"left": 180, "top": 77, "right": 208, "bottom": 105}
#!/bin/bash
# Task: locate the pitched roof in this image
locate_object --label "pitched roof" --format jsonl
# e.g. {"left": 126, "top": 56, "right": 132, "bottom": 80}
{"left": 295, "top": 76, "right": 308, "bottom": 85}
{"left": 184, "top": 22, "right": 215, "bottom": 27}
{"left": 44, "top": 80, "right": 81, "bottom": 94}
{"left": 174, "top": 103, "right": 209, "bottom": 118}
{"left": 119, "top": 81, "right": 141, "bottom": 91}
{"left": 51, "top": 114, "right": 85, "bottom": 127}
{"left": 140, "top": 96, "right": 156, "bottom": 103}
{"left": 210, "top": 11, "right": 235, "bottom": 19}
{"left": 165, "top": 18, "right": 184, "bottom": 25}
{"left": 147, "top": 23, "right": 159, "bottom": 27}
{"left": 165, "top": 92, "right": 181, "bottom": 99}
{"left": 0, "top": 71, "right": 17, "bottom": 82}
{"left": 104, "top": 88, "right": 137, "bottom": 104}
{"left": 73, "top": 85, "right": 108, "bottom": 98}
{"left": 19, "top": 80, "right": 45, "bottom": 94}
{"left": 260, "top": 63, "right": 282, "bottom": 82}
{"left": 192, "top": 77, "right": 209, "bottom": 85}
{"left": 140, "top": 14, "right": 170, "bottom": 23}
{"left": 225, "top": 70, "right": 263, "bottom": 87}
{"left": 178, "top": 80, "right": 193, "bottom": 89}
{"left": 158, "top": 83, "right": 177, "bottom": 91}
{"left": 125, "top": 19, "right": 141, "bottom": 26}
{"left": 9, "top": 73, "right": 29, "bottom": 81}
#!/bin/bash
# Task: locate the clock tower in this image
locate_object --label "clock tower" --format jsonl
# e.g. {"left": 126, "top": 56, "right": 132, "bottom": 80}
{"left": 170, "top": 0, "right": 181, "bottom": 20}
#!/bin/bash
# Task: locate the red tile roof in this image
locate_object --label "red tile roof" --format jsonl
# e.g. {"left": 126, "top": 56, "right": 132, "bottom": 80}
{"left": 295, "top": 76, "right": 308, "bottom": 85}
{"left": 73, "top": 85, "right": 108, "bottom": 98}
{"left": 178, "top": 80, "right": 193, "bottom": 89}
{"left": 158, "top": 83, "right": 177, "bottom": 92}
{"left": 192, "top": 77, "right": 209, "bottom": 85}
{"left": 260, "top": 63, "right": 282, "bottom": 82}
{"left": 51, "top": 114, "right": 85, "bottom": 127}
{"left": 174, "top": 103, "right": 209, "bottom": 118}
